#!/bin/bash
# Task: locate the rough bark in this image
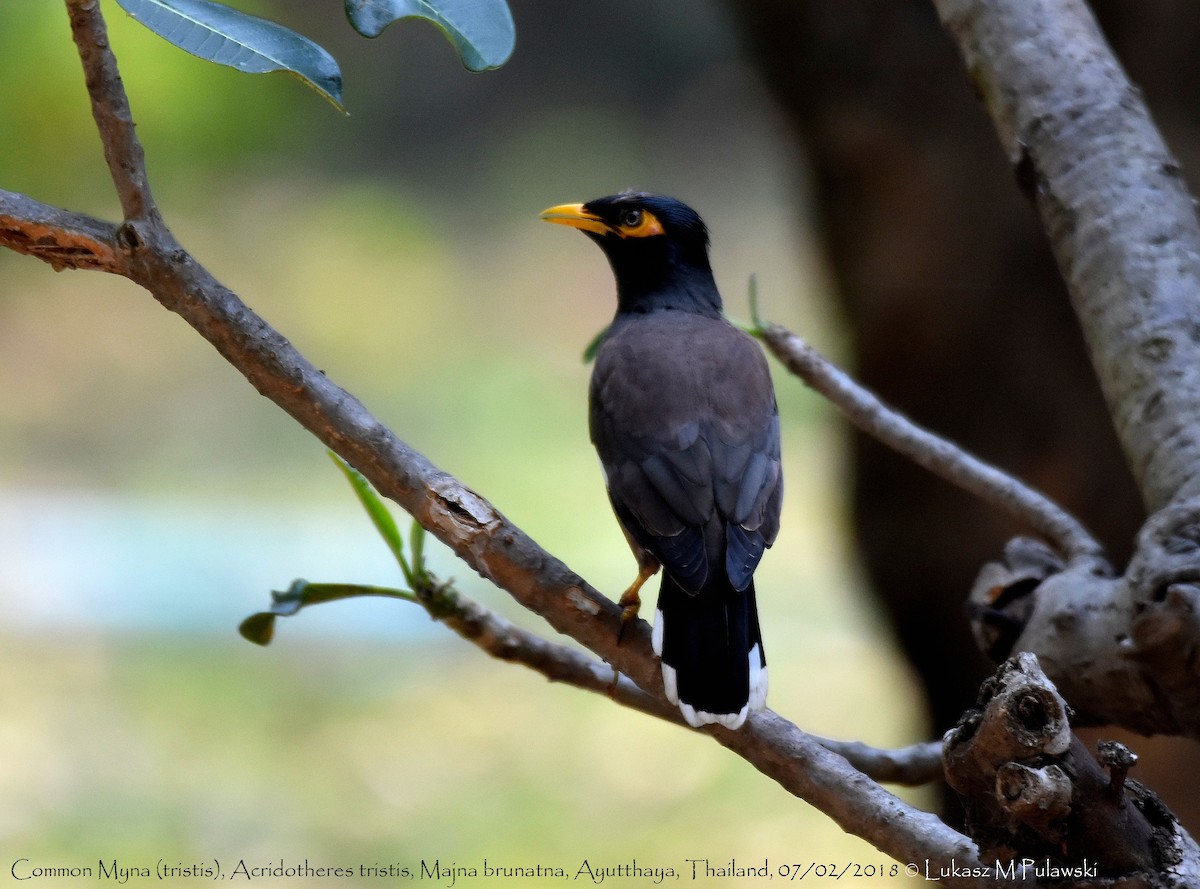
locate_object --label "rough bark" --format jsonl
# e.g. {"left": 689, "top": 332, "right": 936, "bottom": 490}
{"left": 944, "top": 654, "right": 1200, "bottom": 886}
{"left": 5, "top": 0, "right": 1200, "bottom": 883}
{"left": 733, "top": 0, "right": 1147, "bottom": 756}
{"left": 916, "top": 0, "right": 1200, "bottom": 743}
{"left": 932, "top": 0, "right": 1200, "bottom": 515}
{"left": 0, "top": 1, "right": 994, "bottom": 875}
{"left": 738, "top": 0, "right": 1200, "bottom": 743}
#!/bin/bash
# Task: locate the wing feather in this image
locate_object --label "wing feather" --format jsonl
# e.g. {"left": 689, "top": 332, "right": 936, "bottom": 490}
{"left": 589, "top": 312, "right": 782, "bottom": 594}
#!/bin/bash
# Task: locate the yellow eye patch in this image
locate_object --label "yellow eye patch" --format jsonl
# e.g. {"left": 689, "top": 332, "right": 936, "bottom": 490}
{"left": 614, "top": 209, "right": 665, "bottom": 238}
{"left": 539, "top": 203, "right": 666, "bottom": 238}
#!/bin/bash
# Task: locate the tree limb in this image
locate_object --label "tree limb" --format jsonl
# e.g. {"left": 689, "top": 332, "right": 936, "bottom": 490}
{"left": 412, "top": 578, "right": 687, "bottom": 726}
{"left": 815, "top": 737, "right": 945, "bottom": 787}
{"left": 66, "top": 0, "right": 158, "bottom": 223}
{"left": 258, "top": 572, "right": 958, "bottom": 782}
{"left": 411, "top": 571, "right": 954, "bottom": 785}
{"left": 921, "top": 0, "right": 1200, "bottom": 743}
{"left": 760, "top": 323, "right": 1105, "bottom": 563}
{"left": 0, "top": 0, "right": 1003, "bottom": 875}
{"left": 943, "top": 653, "right": 1200, "bottom": 887}
{"left": 0, "top": 190, "right": 119, "bottom": 272}
{"left": 931, "top": 0, "right": 1200, "bottom": 516}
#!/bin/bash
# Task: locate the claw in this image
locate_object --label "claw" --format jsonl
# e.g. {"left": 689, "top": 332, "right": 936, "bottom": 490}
{"left": 616, "top": 561, "right": 658, "bottom": 644}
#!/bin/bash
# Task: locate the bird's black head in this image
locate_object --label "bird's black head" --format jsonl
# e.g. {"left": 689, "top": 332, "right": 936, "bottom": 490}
{"left": 541, "top": 191, "right": 722, "bottom": 317}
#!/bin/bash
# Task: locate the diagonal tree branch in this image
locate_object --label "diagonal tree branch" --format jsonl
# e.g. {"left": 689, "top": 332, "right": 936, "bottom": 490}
{"left": 430, "top": 588, "right": 953, "bottom": 785}
{"left": 0, "top": 0, "right": 1001, "bottom": 877}
{"left": 271, "top": 570, "right": 955, "bottom": 784}
{"left": 11, "top": 0, "right": 1198, "bottom": 882}
{"left": 759, "top": 323, "right": 1105, "bottom": 564}
{"left": 931, "top": 0, "right": 1200, "bottom": 516}
{"left": 407, "top": 578, "right": 688, "bottom": 726}
{"left": 815, "top": 737, "right": 945, "bottom": 787}
{"left": 922, "top": 0, "right": 1200, "bottom": 749}
{"left": 66, "top": 0, "right": 158, "bottom": 223}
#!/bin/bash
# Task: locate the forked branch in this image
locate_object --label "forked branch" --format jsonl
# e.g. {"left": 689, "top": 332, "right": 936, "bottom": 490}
{"left": 926, "top": 0, "right": 1200, "bottom": 745}
{"left": 931, "top": 0, "right": 1200, "bottom": 515}
{"left": 0, "top": 0, "right": 990, "bottom": 875}
{"left": 6, "top": 0, "right": 1200, "bottom": 884}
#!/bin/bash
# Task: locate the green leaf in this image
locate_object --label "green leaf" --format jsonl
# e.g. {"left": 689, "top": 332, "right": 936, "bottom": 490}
{"left": 345, "top": 0, "right": 515, "bottom": 71}
{"left": 238, "top": 579, "right": 416, "bottom": 645}
{"left": 238, "top": 611, "right": 277, "bottom": 645}
{"left": 582, "top": 325, "right": 609, "bottom": 364}
{"left": 274, "top": 579, "right": 415, "bottom": 606}
{"left": 748, "top": 273, "right": 762, "bottom": 329}
{"left": 115, "top": 0, "right": 345, "bottom": 110}
{"left": 409, "top": 521, "right": 427, "bottom": 578}
{"left": 328, "top": 453, "right": 408, "bottom": 569}
{"left": 737, "top": 273, "right": 766, "bottom": 340}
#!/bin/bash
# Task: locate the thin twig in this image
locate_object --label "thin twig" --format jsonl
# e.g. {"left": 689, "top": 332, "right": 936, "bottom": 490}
{"left": 411, "top": 576, "right": 955, "bottom": 777}
{"left": 0, "top": 190, "right": 120, "bottom": 271}
{"left": 817, "top": 737, "right": 945, "bottom": 787}
{"left": 415, "top": 582, "right": 686, "bottom": 725}
{"left": 426, "top": 582, "right": 951, "bottom": 781}
{"left": 65, "top": 0, "right": 158, "bottom": 222}
{"left": 760, "top": 323, "right": 1105, "bottom": 563}
{"left": 428, "top": 567, "right": 950, "bottom": 782}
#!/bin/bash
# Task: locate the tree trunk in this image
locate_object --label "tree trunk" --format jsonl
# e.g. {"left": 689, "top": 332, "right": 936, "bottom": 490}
{"left": 732, "top": 0, "right": 1200, "bottom": 819}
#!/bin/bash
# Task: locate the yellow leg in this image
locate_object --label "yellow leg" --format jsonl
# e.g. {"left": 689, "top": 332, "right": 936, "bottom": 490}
{"left": 617, "top": 559, "right": 659, "bottom": 643}
{"left": 608, "top": 555, "right": 660, "bottom": 697}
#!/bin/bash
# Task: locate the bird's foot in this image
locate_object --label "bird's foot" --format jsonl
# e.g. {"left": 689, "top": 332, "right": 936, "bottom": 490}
{"left": 616, "top": 560, "right": 656, "bottom": 644}
{"left": 616, "top": 592, "right": 641, "bottom": 645}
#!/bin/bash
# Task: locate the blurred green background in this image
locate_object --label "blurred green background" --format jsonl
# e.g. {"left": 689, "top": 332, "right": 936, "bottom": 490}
{"left": 0, "top": 1, "right": 928, "bottom": 884}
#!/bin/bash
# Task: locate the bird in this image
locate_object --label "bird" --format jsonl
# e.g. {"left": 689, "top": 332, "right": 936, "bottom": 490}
{"left": 540, "top": 192, "right": 782, "bottom": 729}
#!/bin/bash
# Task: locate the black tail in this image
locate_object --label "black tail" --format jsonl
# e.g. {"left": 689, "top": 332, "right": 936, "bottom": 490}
{"left": 651, "top": 572, "right": 767, "bottom": 729}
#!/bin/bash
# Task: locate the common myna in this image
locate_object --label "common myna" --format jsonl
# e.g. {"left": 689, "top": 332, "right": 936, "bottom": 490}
{"left": 541, "top": 192, "right": 782, "bottom": 729}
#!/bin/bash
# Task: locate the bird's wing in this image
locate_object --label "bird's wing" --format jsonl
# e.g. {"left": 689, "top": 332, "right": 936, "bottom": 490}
{"left": 589, "top": 313, "right": 781, "bottom": 593}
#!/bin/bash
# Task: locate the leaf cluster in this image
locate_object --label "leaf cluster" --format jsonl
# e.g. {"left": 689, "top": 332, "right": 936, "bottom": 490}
{"left": 238, "top": 453, "right": 438, "bottom": 645}
{"left": 114, "top": 0, "right": 515, "bottom": 110}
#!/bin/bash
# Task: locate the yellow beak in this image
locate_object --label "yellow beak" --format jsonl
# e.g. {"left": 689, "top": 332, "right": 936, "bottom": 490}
{"left": 539, "top": 202, "right": 611, "bottom": 236}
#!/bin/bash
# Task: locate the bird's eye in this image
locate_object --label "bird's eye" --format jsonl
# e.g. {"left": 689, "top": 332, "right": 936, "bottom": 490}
{"left": 620, "top": 209, "right": 643, "bottom": 228}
